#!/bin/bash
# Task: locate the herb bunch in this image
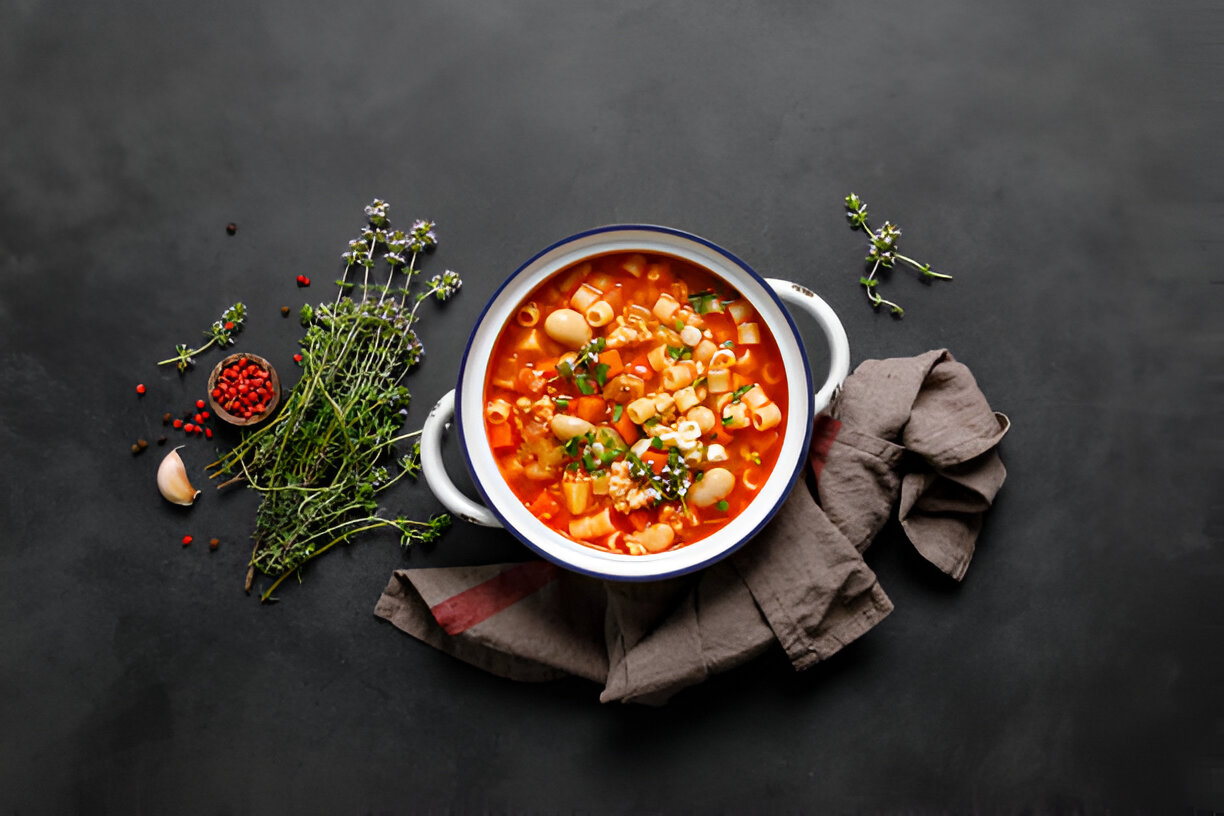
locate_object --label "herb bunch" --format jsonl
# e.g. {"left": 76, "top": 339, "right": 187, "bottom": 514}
{"left": 158, "top": 302, "right": 247, "bottom": 371}
{"left": 207, "top": 200, "right": 461, "bottom": 601}
{"left": 845, "top": 193, "right": 952, "bottom": 316}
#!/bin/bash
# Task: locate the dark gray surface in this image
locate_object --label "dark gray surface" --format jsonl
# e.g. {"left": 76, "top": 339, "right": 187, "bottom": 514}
{"left": 2, "top": 1, "right": 1221, "bottom": 812}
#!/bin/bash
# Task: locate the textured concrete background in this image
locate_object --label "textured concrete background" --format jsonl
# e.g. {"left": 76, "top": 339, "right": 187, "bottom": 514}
{"left": 1, "top": 0, "right": 1220, "bottom": 812}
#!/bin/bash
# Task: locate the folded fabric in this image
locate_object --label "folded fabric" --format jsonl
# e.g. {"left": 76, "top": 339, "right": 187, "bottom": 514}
{"left": 375, "top": 349, "right": 1008, "bottom": 703}
{"left": 821, "top": 349, "right": 1010, "bottom": 579}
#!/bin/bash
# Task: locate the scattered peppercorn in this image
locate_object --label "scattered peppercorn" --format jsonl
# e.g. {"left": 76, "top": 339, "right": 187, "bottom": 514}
{"left": 209, "top": 537, "right": 220, "bottom": 551}
{"left": 281, "top": 306, "right": 290, "bottom": 317}
{"left": 136, "top": 384, "right": 146, "bottom": 395}
{"left": 157, "top": 435, "right": 167, "bottom": 445}
{"left": 172, "top": 419, "right": 183, "bottom": 429}
{"left": 131, "top": 442, "right": 143, "bottom": 455}
{"left": 226, "top": 222, "right": 237, "bottom": 235}
{"left": 293, "top": 353, "right": 303, "bottom": 364}
{"left": 184, "top": 423, "right": 196, "bottom": 433}
{"left": 182, "top": 535, "right": 193, "bottom": 546}
{"left": 204, "top": 427, "right": 213, "bottom": 439}
{"left": 296, "top": 274, "right": 310, "bottom": 287}
{"left": 162, "top": 412, "right": 172, "bottom": 425}
{"left": 196, "top": 399, "right": 206, "bottom": 409}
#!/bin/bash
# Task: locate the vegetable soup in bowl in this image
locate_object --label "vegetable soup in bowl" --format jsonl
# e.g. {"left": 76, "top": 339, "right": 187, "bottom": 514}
{"left": 422, "top": 226, "right": 849, "bottom": 581}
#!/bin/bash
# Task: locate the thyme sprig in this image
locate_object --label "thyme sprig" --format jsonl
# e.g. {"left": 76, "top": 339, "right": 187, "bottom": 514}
{"left": 845, "top": 193, "right": 952, "bottom": 316}
{"left": 207, "top": 200, "right": 460, "bottom": 602}
{"left": 157, "top": 302, "right": 246, "bottom": 371}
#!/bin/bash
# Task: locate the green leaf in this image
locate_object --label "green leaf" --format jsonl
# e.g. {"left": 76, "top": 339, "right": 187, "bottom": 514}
{"left": 687, "top": 291, "right": 720, "bottom": 314}
{"left": 612, "top": 404, "right": 623, "bottom": 422}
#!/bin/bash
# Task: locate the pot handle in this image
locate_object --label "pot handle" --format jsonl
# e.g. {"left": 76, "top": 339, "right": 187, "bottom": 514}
{"left": 420, "top": 389, "right": 503, "bottom": 528}
{"left": 766, "top": 279, "right": 851, "bottom": 414}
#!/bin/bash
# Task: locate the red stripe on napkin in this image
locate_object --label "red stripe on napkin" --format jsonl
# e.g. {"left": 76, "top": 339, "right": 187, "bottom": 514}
{"left": 429, "top": 561, "right": 561, "bottom": 635}
{"left": 809, "top": 414, "right": 842, "bottom": 481}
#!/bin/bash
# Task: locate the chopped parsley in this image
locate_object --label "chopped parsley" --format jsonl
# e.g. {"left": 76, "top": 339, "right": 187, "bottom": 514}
{"left": 612, "top": 404, "right": 623, "bottom": 422}
{"left": 624, "top": 449, "right": 691, "bottom": 505}
{"left": 555, "top": 337, "right": 607, "bottom": 387}
{"left": 730, "top": 383, "right": 755, "bottom": 402}
{"left": 687, "top": 291, "right": 723, "bottom": 314}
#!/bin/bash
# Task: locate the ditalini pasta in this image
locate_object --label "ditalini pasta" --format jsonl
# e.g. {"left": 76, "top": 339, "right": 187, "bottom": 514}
{"left": 483, "top": 251, "right": 788, "bottom": 555}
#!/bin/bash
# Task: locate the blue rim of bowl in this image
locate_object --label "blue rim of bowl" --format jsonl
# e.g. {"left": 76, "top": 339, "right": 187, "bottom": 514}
{"left": 454, "top": 224, "right": 815, "bottom": 582}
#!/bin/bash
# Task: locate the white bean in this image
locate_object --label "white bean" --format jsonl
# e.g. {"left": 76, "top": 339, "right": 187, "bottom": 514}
{"left": 544, "top": 308, "right": 593, "bottom": 349}
{"left": 638, "top": 523, "right": 675, "bottom": 554}
{"left": 686, "top": 405, "right": 716, "bottom": 434}
{"left": 550, "top": 414, "right": 595, "bottom": 441}
{"left": 690, "top": 467, "right": 734, "bottom": 508}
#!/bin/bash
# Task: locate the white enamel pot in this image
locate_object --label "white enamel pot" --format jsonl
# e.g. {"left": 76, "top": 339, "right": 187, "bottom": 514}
{"left": 421, "top": 225, "right": 850, "bottom": 581}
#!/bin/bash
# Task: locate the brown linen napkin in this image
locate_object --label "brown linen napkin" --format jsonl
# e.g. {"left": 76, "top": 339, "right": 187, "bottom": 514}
{"left": 375, "top": 349, "right": 1008, "bottom": 703}
{"left": 821, "top": 348, "right": 1011, "bottom": 579}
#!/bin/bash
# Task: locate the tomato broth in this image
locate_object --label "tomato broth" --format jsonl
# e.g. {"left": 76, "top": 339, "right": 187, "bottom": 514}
{"left": 482, "top": 251, "right": 789, "bottom": 555}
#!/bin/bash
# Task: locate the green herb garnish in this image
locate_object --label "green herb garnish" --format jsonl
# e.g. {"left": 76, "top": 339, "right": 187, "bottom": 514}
{"left": 563, "top": 434, "right": 588, "bottom": 458}
{"left": 687, "top": 291, "right": 722, "bottom": 314}
{"left": 207, "top": 200, "right": 460, "bottom": 602}
{"left": 844, "top": 192, "right": 952, "bottom": 317}
{"left": 612, "top": 404, "right": 623, "bottom": 422}
{"left": 157, "top": 302, "right": 247, "bottom": 372}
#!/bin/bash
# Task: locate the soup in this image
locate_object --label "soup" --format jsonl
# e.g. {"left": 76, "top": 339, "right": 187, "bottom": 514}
{"left": 482, "top": 251, "right": 788, "bottom": 555}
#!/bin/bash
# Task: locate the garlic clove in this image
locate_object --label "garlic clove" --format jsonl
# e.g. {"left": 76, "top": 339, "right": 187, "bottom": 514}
{"left": 157, "top": 446, "right": 201, "bottom": 506}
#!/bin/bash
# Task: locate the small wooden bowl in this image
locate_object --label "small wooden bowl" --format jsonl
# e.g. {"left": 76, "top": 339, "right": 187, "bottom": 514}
{"left": 207, "top": 352, "right": 281, "bottom": 426}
